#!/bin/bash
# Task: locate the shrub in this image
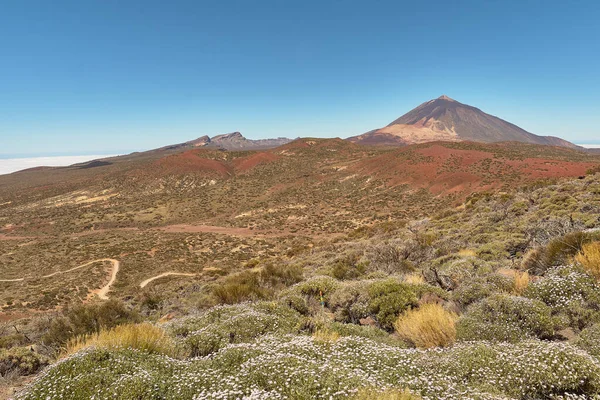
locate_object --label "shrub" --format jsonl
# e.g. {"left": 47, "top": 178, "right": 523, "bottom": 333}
{"left": 394, "top": 303, "right": 457, "bottom": 348}
{"left": 329, "top": 281, "right": 370, "bottom": 324}
{"left": 260, "top": 262, "right": 304, "bottom": 287}
{"left": 212, "top": 271, "right": 270, "bottom": 304}
{"left": 20, "top": 335, "right": 600, "bottom": 399}
{"left": 64, "top": 323, "right": 178, "bottom": 358}
{"left": 456, "top": 294, "right": 556, "bottom": 342}
{"left": 452, "top": 274, "right": 512, "bottom": 307}
{"left": 286, "top": 275, "right": 341, "bottom": 304}
{"left": 368, "top": 279, "right": 418, "bottom": 330}
{"left": 330, "top": 253, "right": 367, "bottom": 280}
{"left": 0, "top": 346, "right": 49, "bottom": 376}
{"left": 525, "top": 265, "right": 600, "bottom": 330}
{"left": 42, "top": 300, "right": 140, "bottom": 348}
{"left": 0, "top": 333, "right": 27, "bottom": 349}
{"left": 575, "top": 241, "right": 600, "bottom": 281}
{"left": 169, "top": 302, "right": 300, "bottom": 357}
{"left": 366, "top": 243, "right": 414, "bottom": 274}
{"left": 576, "top": 323, "right": 600, "bottom": 358}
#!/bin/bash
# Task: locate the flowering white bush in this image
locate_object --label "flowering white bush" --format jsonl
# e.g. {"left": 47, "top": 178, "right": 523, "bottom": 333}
{"left": 19, "top": 334, "right": 600, "bottom": 399}
{"left": 167, "top": 302, "right": 301, "bottom": 356}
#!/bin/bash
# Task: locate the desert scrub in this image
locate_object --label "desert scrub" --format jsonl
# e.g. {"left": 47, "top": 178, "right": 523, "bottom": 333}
{"left": 281, "top": 275, "right": 341, "bottom": 306}
{"left": 329, "top": 280, "right": 371, "bottom": 323}
{"left": 168, "top": 302, "right": 301, "bottom": 357}
{"left": 525, "top": 265, "right": 600, "bottom": 330}
{"left": 525, "top": 231, "right": 600, "bottom": 275}
{"left": 575, "top": 323, "right": 600, "bottom": 359}
{"left": 64, "top": 323, "right": 178, "bottom": 357}
{"left": 368, "top": 279, "right": 419, "bottom": 330}
{"left": 452, "top": 274, "right": 513, "bottom": 307}
{"left": 575, "top": 241, "right": 600, "bottom": 281}
{"left": 42, "top": 299, "right": 139, "bottom": 349}
{"left": 394, "top": 303, "right": 457, "bottom": 349}
{"left": 456, "top": 294, "right": 556, "bottom": 342}
{"left": 19, "top": 335, "right": 600, "bottom": 400}
{"left": 0, "top": 346, "right": 49, "bottom": 376}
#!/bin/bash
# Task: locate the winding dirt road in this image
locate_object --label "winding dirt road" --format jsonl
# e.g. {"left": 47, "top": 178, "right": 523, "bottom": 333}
{"left": 139, "top": 272, "right": 197, "bottom": 288}
{"left": 0, "top": 258, "right": 120, "bottom": 300}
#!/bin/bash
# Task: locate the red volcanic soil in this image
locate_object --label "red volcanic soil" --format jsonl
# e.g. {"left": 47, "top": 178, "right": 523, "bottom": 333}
{"left": 153, "top": 150, "right": 232, "bottom": 176}
{"left": 352, "top": 143, "right": 597, "bottom": 196}
{"left": 233, "top": 152, "right": 280, "bottom": 172}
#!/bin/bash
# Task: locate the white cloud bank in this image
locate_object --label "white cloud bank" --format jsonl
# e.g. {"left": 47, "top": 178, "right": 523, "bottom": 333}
{"left": 577, "top": 144, "right": 600, "bottom": 148}
{"left": 0, "top": 155, "right": 119, "bottom": 176}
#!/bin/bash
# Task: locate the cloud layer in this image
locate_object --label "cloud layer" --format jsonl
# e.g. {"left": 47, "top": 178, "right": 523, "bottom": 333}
{"left": 0, "top": 155, "right": 118, "bottom": 175}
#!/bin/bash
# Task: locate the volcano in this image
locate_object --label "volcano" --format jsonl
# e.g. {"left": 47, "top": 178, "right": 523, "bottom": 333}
{"left": 348, "top": 95, "right": 578, "bottom": 148}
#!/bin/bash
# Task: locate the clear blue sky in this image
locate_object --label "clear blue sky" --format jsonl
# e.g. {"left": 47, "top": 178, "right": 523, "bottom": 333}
{"left": 1, "top": 0, "right": 599, "bottom": 156}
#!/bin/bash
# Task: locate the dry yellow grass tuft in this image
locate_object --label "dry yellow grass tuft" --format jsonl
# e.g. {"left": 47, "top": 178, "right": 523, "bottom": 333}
{"left": 351, "top": 388, "right": 422, "bottom": 400}
{"left": 394, "top": 303, "right": 457, "bottom": 349}
{"left": 64, "top": 323, "right": 178, "bottom": 357}
{"left": 513, "top": 270, "right": 530, "bottom": 295}
{"left": 403, "top": 273, "right": 425, "bottom": 285}
{"left": 575, "top": 241, "right": 600, "bottom": 281}
{"left": 458, "top": 249, "right": 477, "bottom": 258}
{"left": 312, "top": 329, "right": 341, "bottom": 344}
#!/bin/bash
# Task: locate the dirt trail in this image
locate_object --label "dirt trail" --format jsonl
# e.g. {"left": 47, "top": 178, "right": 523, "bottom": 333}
{"left": 90, "top": 259, "right": 120, "bottom": 300}
{"left": 1, "top": 258, "right": 120, "bottom": 300}
{"left": 139, "top": 272, "right": 198, "bottom": 288}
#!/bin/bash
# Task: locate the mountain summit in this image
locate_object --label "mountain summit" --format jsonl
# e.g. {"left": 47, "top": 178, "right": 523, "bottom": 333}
{"left": 349, "top": 96, "right": 577, "bottom": 148}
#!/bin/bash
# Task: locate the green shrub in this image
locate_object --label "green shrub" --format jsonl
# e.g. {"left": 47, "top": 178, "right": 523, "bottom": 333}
{"left": 212, "top": 264, "right": 303, "bottom": 305}
{"left": 286, "top": 275, "right": 341, "bottom": 304}
{"left": 0, "top": 346, "right": 49, "bottom": 376}
{"left": 329, "top": 281, "right": 370, "bottom": 324}
{"left": 0, "top": 333, "right": 27, "bottom": 349}
{"left": 330, "top": 253, "right": 367, "bottom": 280}
{"left": 20, "top": 335, "right": 600, "bottom": 399}
{"left": 42, "top": 300, "right": 140, "bottom": 348}
{"left": 525, "top": 265, "right": 600, "bottom": 330}
{"left": 456, "top": 294, "right": 557, "bottom": 342}
{"left": 169, "top": 302, "right": 301, "bottom": 357}
{"left": 212, "top": 271, "right": 270, "bottom": 304}
{"left": 576, "top": 323, "right": 600, "bottom": 358}
{"left": 368, "top": 279, "right": 418, "bottom": 330}
{"left": 260, "top": 262, "right": 304, "bottom": 287}
{"left": 452, "top": 274, "right": 513, "bottom": 307}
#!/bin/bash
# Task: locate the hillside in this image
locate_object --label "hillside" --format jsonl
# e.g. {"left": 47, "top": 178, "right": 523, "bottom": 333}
{"left": 2, "top": 138, "right": 600, "bottom": 398}
{"left": 348, "top": 96, "right": 579, "bottom": 148}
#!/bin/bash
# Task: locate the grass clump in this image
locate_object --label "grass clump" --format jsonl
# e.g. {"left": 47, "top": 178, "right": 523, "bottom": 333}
{"left": 575, "top": 241, "right": 600, "bottom": 281}
{"left": 394, "top": 303, "right": 457, "bottom": 348}
{"left": 64, "top": 323, "right": 177, "bottom": 357}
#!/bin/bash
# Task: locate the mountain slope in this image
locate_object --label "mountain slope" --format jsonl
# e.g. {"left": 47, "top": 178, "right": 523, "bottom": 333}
{"left": 158, "top": 132, "right": 293, "bottom": 152}
{"left": 348, "top": 96, "right": 578, "bottom": 148}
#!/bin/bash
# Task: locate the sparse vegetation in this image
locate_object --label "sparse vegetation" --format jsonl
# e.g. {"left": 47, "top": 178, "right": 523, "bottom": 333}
{"left": 3, "top": 144, "right": 600, "bottom": 398}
